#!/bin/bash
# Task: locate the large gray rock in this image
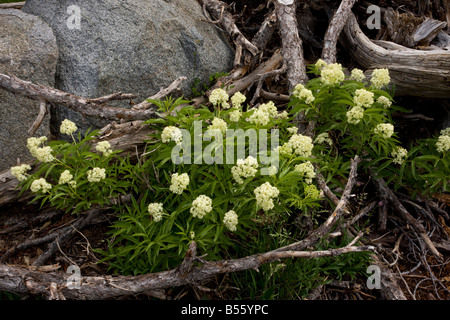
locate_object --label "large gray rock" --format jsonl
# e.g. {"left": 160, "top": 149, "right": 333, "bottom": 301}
{"left": 22, "top": 0, "right": 235, "bottom": 135}
{"left": 0, "top": 9, "right": 58, "bottom": 172}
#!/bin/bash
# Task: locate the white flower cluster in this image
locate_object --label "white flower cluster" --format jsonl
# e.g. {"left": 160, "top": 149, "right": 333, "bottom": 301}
{"left": 60, "top": 119, "right": 77, "bottom": 135}
{"left": 170, "top": 172, "right": 189, "bottom": 194}
{"left": 161, "top": 126, "right": 183, "bottom": 145}
{"left": 10, "top": 164, "right": 31, "bottom": 181}
{"left": 190, "top": 195, "right": 213, "bottom": 219}
{"left": 229, "top": 109, "right": 242, "bottom": 123}
{"left": 346, "top": 106, "right": 365, "bottom": 125}
{"left": 231, "top": 156, "right": 258, "bottom": 184}
{"left": 223, "top": 210, "right": 239, "bottom": 232}
{"left": 148, "top": 203, "right": 164, "bottom": 222}
{"left": 371, "top": 68, "right": 390, "bottom": 89}
{"left": 277, "top": 134, "right": 314, "bottom": 157}
{"left": 353, "top": 89, "right": 374, "bottom": 108}
{"left": 87, "top": 167, "right": 106, "bottom": 183}
{"left": 231, "top": 92, "right": 246, "bottom": 108}
{"left": 391, "top": 146, "right": 408, "bottom": 165}
{"left": 59, "top": 170, "right": 77, "bottom": 188}
{"left": 27, "top": 136, "right": 55, "bottom": 163}
{"left": 30, "top": 178, "right": 52, "bottom": 193}
{"left": 254, "top": 182, "right": 280, "bottom": 211}
{"left": 436, "top": 129, "right": 450, "bottom": 153}
{"left": 350, "top": 68, "right": 365, "bottom": 82}
{"left": 208, "top": 117, "right": 228, "bottom": 134}
{"left": 95, "top": 141, "right": 113, "bottom": 157}
{"left": 248, "top": 101, "right": 278, "bottom": 126}
{"left": 292, "top": 84, "right": 315, "bottom": 104}
{"left": 294, "top": 161, "right": 316, "bottom": 184}
{"left": 287, "top": 127, "right": 298, "bottom": 135}
{"left": 377, "top": 96, "right": 392, "bottom": 109}
{"left": 320, "top": 63, "right": 345, "bottom": 86}
{"left": 315, "top": 59, "right": 327, "bottom": 70}
{"left": 374, "top": 123, "right": 394, "bottom": 139}
{"left": 441, "top": 127, "right": 450, "bottom": 136}
{"left": 314, "top": 132, "right": 333, "bottom": 146}
{"left": 209, "top": 88, "right": 229, "bottom": 109}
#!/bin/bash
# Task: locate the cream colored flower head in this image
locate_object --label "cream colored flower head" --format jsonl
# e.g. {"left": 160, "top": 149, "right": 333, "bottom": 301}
{"left": 377, "top": 96, "right": 392, "bottom": 109}
{"left": 10, "top": 164, "right": 31, "bottom": 182}
{"left": 321, "top": 63, "right": 345, "bottom": 86}
{"left": 209, "top": 88, "right": 229, "bottom": 108}
{"left": 27, "top": 136, "right": 54, "bottom": 163}
{"left": 314, "top": 132, "right": 333, "bottom": 146}
{"left": 391, "top": 146, "right": 408, "bottom": 165}
{"left": 346, "top": 106, "right": 364, "bottom": 125}
{"left": 208, "top": 117, "right": 228, "bottom": 134}
{"left": 353, "top": 89, "right": 374, "bottom": 108}
{"left": 96, "top": 141, "right": 113, "bottom": 157}
{"left": 287, "top": 134, "right": 314, "bottom": 157}
{"left": 161, "top": 126, "right": 183, "bottom": 145}
{"left": 231, "top": 156, "right": 259, "bottom": 184}
{"left": 371, "top": 68, "right": 390, "bottom": 89}
{"left": 223, "top": 210, "right": 239, "bottom": 232}
{"left": 30, "top": 178, "right": 52, "bottom": 193}
{"left": 229, "top": 108, "right": 242, "bottom": 123}
{"left": 374, "top": 123, "right": 394, "bottom": 139}
{"left": 231, "top": 92, "right": 246, "bottom": 108}
{"left": 254, "top": 182, "right": 280, "bottom": 212}
{"left": 148, "top": 203, "right": 164, "bottom": 222}
{"left": 60, "top": 119, "right": 77, "bottom": 135}
{"left": 170, "top": 172, "right": 189, "bottom": 194}
{"left": 315, "top": 59, "right": 327, "bottom": 70}
{"left": 190, "top": 195, "right": 213, "bottom": 219}
{"left": 294, "top": 161, "right": 316, "bottom": 184}
{"left": 436, "top": 134, "right": 450, "bottom": 153}
{"left": 350, "top": 68, "right": 365, "bottom": 82}
{"left": 59, "top": 169, "right": 76, "bottom": 188}
{"left": 87, "top": 167, "right": 106, "bottom": 183}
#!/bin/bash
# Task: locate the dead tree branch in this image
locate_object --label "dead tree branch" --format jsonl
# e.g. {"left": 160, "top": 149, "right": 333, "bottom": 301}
{"left": 321, "top": 0, "right": 358, "bottom": 63}
{"left": 274, "top": 0, "right": 308, "bottom": 90}
{"left": 0, "top": 239, "right": 374, "bottom": 299}
{"left": 0, "top": 73, "right": 161, "bottom": 121}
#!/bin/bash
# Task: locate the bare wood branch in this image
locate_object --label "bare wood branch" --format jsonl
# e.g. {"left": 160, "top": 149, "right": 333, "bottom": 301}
{"left": 274, "top": 0, "right": 308, "bottom": 90}
{"left": 0, "top": 1, "right": 24, "bottom": 9}
{"left": 27, "top": 98, "right": 48, "bottom": 135}
{"left": 0, "top": 73, "right": 161, "bottom": 121}
{"left": 131, "top": 76, "right": 187, "bottom": 111}
{"left": 87, "top": 92, "right": 137, "bottom": 104}
{"left": 342, "top": 12, "right": 450, "bottom": 98}
{"left": 321, "top": 0, "right": 357, "bottom": 63}
{"left": 199, "top": 0, "right": 259, "bottom": 65}
{"left": 0, "top": 241, "right": 373, "bottom": 299}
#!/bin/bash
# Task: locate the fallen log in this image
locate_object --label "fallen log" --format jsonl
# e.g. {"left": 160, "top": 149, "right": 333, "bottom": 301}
{"left": 0, "top": 240, "right": 374, "bottom": 299}
{"left": 342, "top": 12, "right": 450, "bottom": 98}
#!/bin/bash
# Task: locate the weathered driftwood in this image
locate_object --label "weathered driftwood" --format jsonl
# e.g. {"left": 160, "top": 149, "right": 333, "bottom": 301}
{"left": 274, "top": 0, "right": 308, "bottom": 89}
{"left": 342, "top": 12, "right": 450, "bottom": 98}
{"left": 198, "top": 0, "right": 258, "bottom": 66}
{"left": 383, "top": 8, "right": 447, "bottom": 48}
{"left": 0, "top": 1, "right": 24, "bottom": 9}
{"left": 0, "top": 74, "right": 160, "bottom": 121}
{"left": 0, "top": 240, "right": 374, "bottom": 299}
{"left": 321, "top": 0, "right": 357, "bottom": 63}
